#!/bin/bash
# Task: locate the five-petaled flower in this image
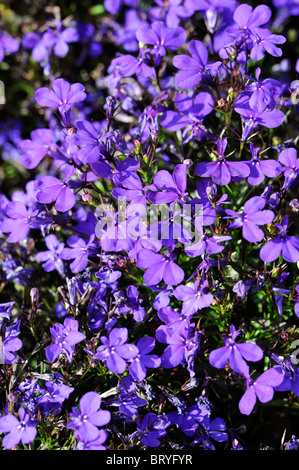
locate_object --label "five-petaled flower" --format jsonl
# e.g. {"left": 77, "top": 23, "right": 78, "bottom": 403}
{"left": 209, "top": 324, "right": 263, "bottom": 374}
{"left": 68, "top": 391, "right": 111, "bottom": 443}
{"left": 93, "top": 327, "right": 138, "bottom": 374}
{"left": 45, "top": 317, "right": 86, "bottom": 363}
{"left": 0, "top": 407, "right": 38, "bottom": 449}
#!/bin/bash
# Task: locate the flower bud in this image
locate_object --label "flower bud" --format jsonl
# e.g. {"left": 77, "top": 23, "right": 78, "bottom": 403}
{"left": 82, "top": 192, "right": 93, "bottom": 203}
{"left": 227, "top": 45, "right": 236, "bottom": 61}
{"left": 104, "top": 95, "right": 117, "bottom": 120}
{"left": 30, "top": 288, "right": 39, "bottom": 309}
{"left": 134, "top": 139, "right": 141, "bottom": 155}
{"left": 290, "top": 198, "right": 299, "bottom": 213}
{"left": 183, "top": 159, "right": 192, "bottom": 168}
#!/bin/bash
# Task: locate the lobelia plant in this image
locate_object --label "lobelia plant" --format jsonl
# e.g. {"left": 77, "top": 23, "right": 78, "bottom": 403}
{"left": 0, "top": 0, "right": 299, "bottom": 453}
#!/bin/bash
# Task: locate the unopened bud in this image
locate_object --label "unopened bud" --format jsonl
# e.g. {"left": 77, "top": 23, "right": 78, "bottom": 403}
{"left": 104, "top": 95, "right": 117, "bottom": 120}
{"left": 218, "top": 98, "right": 226, "bottom": 107}
{"left": 206, "top": 185, "right": 216, "bottom": 200}
{"left": 151, "top": 128, "right": 159, "bottom": 145}
{"left": 67, "top": 125, "right": 77, "bottom": 135}
{"left": 134, "top": 139, "right": 141, "bottom": 155}
{"left": 7, "top": 392, "right": 17, "bottom": 403}
{"left": 183, "top": 159, "right": 192, "bottom": 167}
{"left": 272, "top": 136, "right": 281, "bottom": 147}
{"left": 290, "top": 81, "right": 299, "bottom": 105}
{"left": 290, "top": 198, "right": 299, "bottom": 213}
{"left": 82, "top": 192, "right": 93, "bottom": 203}
{"left": 227, "top": 87, "right": 234, "bottom": 100}
{"left": 230, "top": 251, "right": 239, "bottom": 262}
{"left": 227, "top": 45, "right": 236, "bottom": 61}
{"left": 30, "top": 288, "right": 39, "bottom": 309}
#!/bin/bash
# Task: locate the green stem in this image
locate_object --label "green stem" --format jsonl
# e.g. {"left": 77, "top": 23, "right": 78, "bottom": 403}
{"left": 239, "top": 140, "right": 245, "bottom": 159}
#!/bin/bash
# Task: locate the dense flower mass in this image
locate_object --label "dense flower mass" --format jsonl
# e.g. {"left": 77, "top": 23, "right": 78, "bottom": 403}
{"left": 0, "top": 0, "right": 299, "bottom": 452}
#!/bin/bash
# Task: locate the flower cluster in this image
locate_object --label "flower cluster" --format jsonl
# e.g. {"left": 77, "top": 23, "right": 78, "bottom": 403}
{"left": 0, "top": 0, "right": 299, "bottom": 452}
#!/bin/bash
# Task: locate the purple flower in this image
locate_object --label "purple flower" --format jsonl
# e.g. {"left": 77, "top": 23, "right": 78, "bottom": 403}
{"left": 114, "top": 10, "right": 146, "bottom": 53}
{"left": 234, "top": 94, "right": 285, "bottom": 141}
{"left": 160, "top": 92, "right": 214, "bottom": 143}
{"left": 0, "top": 302, "right": 14, "bottom": 321}
{"left": 185, "top": 229, "right": 231, "bottom": 258}
{"left": 0, "top": 28, "right": 19, "bottom": 62}
{"left": 42, "top": 22, "right": 79, "bottom": 58}
{"left": 245, "top": 143, "right": 282, "bottom": 186}
{"left": 225, "top": 196, "right": 274, "bottom": 243}
{"left": 136, "top": 21, "right": 187, "bottom": 65}
{"left": 137, "top": 91, "right": 167, "bottom": 136}
{"left": 244, "top": 67, "right": 282, "bottom": 114}
{"left": 273, "top": 0, "right": 299, "bottom": 17}
{"left": 108, "top": 157, "right": 140, "bottom": 187}
{"left": 152, "top": 285, "right": 175, "bottom": 310}
{"left": 104, "top": 0, "right": 139, "bottom": 15}
{"left": 11, "top": 180, "right": 39, "bottom": 207}
{"left": 75, "top": 430, "right": 109, "bottom": 450}
{"left": 199, "top": 416, "right": 228, "bottom": 446}
{"left": 284, "top": 435, "right": 299, "bottom": 451}
{"left": 229, "top": 4, "right": 271, "bottom": 33}
{"left": 294, "top": 286, "right": 299, "bottom": 317}
{"left": 22, "top": 31, "right": 45, "bottom": 61}
{"left": 224, "top": 3, "right": 286, "bottom": 61}
{"left": 128, "top": 336, "right": 161, "bottom": 381}
{"left": 35, "top": 78, "right": 86, "bottom": 116}
{"left": 0, "top": 201, "right": 39, "bottom": 243}
{"left": 0, "top": 407, "right": 38, "bottom": 449}
{"left": 34, "top": 175, "right": 76, "bottom": 213}
{"left": 250, "top": 27, "right": 286, "bottom": 62}
{"left": 196, "top": 138, "right": 250, "bottom": 185}
{"left": 233, "top": 279, "right": 254, "bottom": 299}
{"left": 68, "top": 120, "right": 108, "bottom": 164}
{"left": 60, "top": 234, "right": 98, "bottom": 273}
{"left": 18, "top": 128, "right": 57, "bottom": 170}
{"left": 93, "top": 327, "right": 138, "bottom": 374}
{"left": 111, "top": 376, "right": 147, "bottom": 418}
{"left": 110, "top": 49, "right": 155, "bottom": 79}
{"left": 147, "top": 163, "right": 188, "bottom": 205}
{"left": 149, "top": 0, "right": 195, "bottom": 28}
{"left": 173, "top": 279, "right": 214, "bottom": 316}
{"left": 147, "top": 202, "right": 193, "bottom": 248}
{"left": 260, "top": 185, "right": 280, "bottom": 210}
{"left": 156, "top": 325, "right": 201, "bottom": 375}
{"left": 45, "top": 317, "right": 86, "bottom": 363}
{"left": 24, "top": 22, "right": 78, "bottom": 62}
{"left": 35, "top": 234, "right": 65, "bottom": 275}
{"left": 278, "top": 147, "right": 299, "bottom": 190}
{"left": 136, "top": 247, "right": 184, "bottom": 286}
{"left": 270, "top": 353, "right": 299, "bottom": 396}
{"left": 0, "top": 320, "right": 22, "bottom": 365}
{"left": 260, "top": 216, "right": 299, "bottom": 264}
{"left": 132, "top": 413, "right": 168, "bottom": 447}
{"left": 186, "top": 0, "right": 238, "bottom": 34}
{"left": 37, "top": 379, "right": 74, "bottom": 415}
{"left": 209, "top": 324, "right": 263, "bottom": 374}
{"left": 173, "top": 39, "right": 221, "bottom": 89}
{"left": 157, "top": 306, "right": 191, "bottom": 334}
{"left": 167, "top": 405, "right": 200, "bottom": 436}
{"left": 111, "top": 172, "right": 149, "bottom": 218}
{"left": 68, "top": 391, "right": 111, "bottom": 443}
{"left": 238, "top": 366, "right": 283, "bottom": 415}
{"left": 272, "top": 271, "right": 291, "bottom": 316}
{"left": 117, "top": 285, "right": 146, "bottom": 322}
